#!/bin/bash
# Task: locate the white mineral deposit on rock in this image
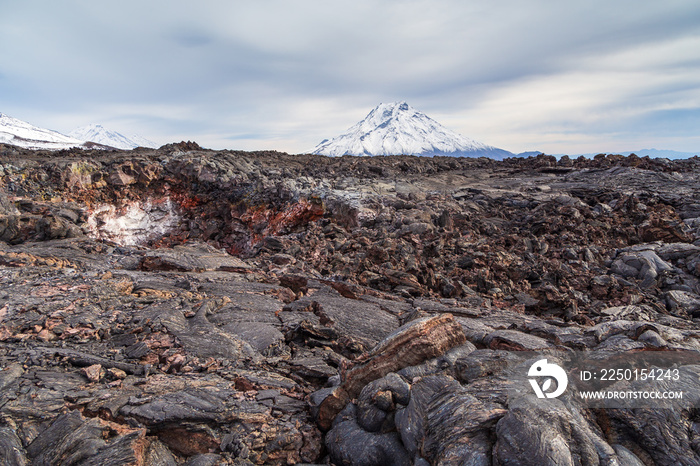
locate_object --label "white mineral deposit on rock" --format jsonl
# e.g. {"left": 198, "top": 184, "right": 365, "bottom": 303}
{"left": 87, "top": 198, "right": 180, "bottom": 246}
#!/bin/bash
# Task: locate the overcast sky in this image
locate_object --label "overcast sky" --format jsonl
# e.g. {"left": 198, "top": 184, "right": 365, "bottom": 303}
{"left": 2, "top": 1, "right": 699, "bottom": 154}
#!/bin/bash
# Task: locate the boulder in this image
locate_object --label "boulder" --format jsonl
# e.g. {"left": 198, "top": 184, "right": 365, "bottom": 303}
{"left": 312, "top": 314, "right": 466, "bottom": 430}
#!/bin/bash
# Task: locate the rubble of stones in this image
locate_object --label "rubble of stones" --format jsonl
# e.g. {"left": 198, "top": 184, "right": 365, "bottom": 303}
{"left": 0, "top": 142, "right": 699, "bottom": 465}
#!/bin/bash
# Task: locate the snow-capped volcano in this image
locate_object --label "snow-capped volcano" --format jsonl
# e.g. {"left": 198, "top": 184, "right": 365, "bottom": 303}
{"left": 69, "top": 124, "right": 157, "bottom": 150}
{"left": 0, "top": 113, "right": 157, "bottom": 151}
{"left": 311, "top": 102, "right": 513, "bottom": 159}
{"left": 0, "top": 112, "right": 84, "bottom": 150}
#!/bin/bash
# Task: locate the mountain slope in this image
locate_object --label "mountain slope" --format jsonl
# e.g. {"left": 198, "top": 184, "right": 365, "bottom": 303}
{"left": 0, "top": 113, "right": 84, "bottom": 150}
{"left": 69, "top": 124, "right": 157, "bottom": 150}
{"left": 311, "top": 102, "right": 513, "bottom": 159}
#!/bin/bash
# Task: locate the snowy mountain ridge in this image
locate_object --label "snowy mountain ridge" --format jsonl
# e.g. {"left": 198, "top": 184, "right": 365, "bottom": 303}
{"left": 69, "top": 124, "right": 157, "bottom": 150}
{"left": 311, "top": 102, "right": 513, "bottom": 159}
{"left": 0, "top": 112, "right": 84, "bottom": 150}
{"left": 0, "top": 112, "right": 157, "bottom": 151}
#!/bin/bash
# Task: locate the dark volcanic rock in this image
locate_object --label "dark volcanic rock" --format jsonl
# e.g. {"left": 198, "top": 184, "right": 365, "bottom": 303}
{"left": 0, "top": 426, "right": 27, "bottom": 466}
{"left": 26, "top": 410, "right": 147, "bottom": 466}
{"left": 396, "top": 375, "right": 506, "bottom": 464}
{"left": 326, "top": 416, "right": 411, "bottom": 466}
{"left": 493, "top": 396, "right": 616, "bottom": 465}
{"left": 145, "top": 300, "right": 262, "bottom": 362}
{"left": 356, "top": 372, "right": 410, "bottom": 432}
{"left": 2, "top": 149, "right": 700, "bottom": 464}
{"left": 141, "top": 242, "right": 251, "bottom": 272}
{"left": 291, "top": 285, "right": 400, "bottom": 351}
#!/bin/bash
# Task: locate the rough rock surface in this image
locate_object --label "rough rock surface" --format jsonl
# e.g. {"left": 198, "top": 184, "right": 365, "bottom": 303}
{"left": 1, "top": 145, "right": 700, "bottom": 464}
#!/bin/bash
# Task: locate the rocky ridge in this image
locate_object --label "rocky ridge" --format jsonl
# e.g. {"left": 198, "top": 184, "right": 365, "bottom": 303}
{"left": 0, "top": 143, "right": 699, "bottom": 464}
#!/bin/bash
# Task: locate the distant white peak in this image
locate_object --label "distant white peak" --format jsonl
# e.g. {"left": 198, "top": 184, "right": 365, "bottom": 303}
{"left": 0, "top": 112, "right": 84, "bottom": 149}
{"left": 69, "top": 124, "right": 156, "bottom": 150}
{"left": 311, "top": 101, "right": 512, "bottom": 159}
{"left": 128, "top": 134, "right": 159, "bottom": 149}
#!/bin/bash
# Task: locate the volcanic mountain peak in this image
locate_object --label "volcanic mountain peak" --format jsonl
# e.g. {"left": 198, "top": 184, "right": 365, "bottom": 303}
{"left": 69, "top": 124, "right": 157, "bottom": 150}
{"left": 0, "top": 112, "right": 83, "bottom": 150}
{"left": 311, "top": 101, "right": 513, "bottom": 159}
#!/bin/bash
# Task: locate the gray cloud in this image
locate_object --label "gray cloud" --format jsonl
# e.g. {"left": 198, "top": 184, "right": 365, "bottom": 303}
{"left": 1, "top": 0, "right": 699, "bottom": 153}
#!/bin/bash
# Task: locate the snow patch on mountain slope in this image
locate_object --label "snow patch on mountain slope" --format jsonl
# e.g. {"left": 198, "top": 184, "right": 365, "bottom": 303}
{"left": 311, "top": 102, "right": 513, "bottom": 159}
{"left": 0, "top": 113, "right": 84, "bottom": 150}
{"left": 69, "top": 124, "right": 156, "bottom": 150}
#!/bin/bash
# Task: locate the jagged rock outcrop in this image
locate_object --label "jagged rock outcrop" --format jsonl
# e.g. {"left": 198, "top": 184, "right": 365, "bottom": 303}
{"left": 311, "top": 314, "right": 466, "bottom": 430}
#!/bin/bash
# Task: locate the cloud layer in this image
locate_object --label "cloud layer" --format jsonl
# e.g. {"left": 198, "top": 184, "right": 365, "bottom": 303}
{"left": 2, "top": 0, "right": 699, "bottom": 154}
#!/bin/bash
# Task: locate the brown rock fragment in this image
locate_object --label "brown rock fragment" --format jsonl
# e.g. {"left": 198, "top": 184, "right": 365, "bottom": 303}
{"left": 37, "top": 327, "right": 55, "bottom": 342}
{"left": 108, "top": 169, "right": 135, "bottom": 186}
{"left": 107, "top": 367, "right": 127, "bottom": 380}
{"left": 81, "top": 364, "right": 105, "bottom": 383}
{"left": 311, "top": 387, "right": 352, "bottom": 432}
{"left": 157, "top": 428, "right": 219, "bottom": 457}
{"left": 344, "top": 313, "right": 466, "bottom": 396}
{"left": 313, "top": 313, "right": 466, "bottom": 430}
